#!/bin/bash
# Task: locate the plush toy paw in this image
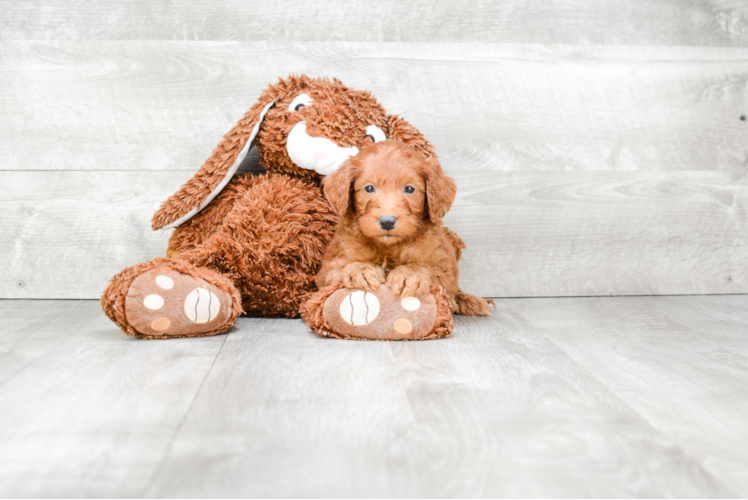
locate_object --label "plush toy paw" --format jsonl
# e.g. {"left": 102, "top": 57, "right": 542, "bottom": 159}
{"left": 124, "top": 269, "right": 235, "bottom": 338}
{"left": 301, "top": 284, "right": 454, "bottom": 341}
{"left": 102, "top": 258, "right": 242, "bottom": 339}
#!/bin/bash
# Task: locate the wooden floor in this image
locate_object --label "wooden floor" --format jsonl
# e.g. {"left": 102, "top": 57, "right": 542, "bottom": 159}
{"left": 0, "top": 296, "right": 747, "bottom": 497}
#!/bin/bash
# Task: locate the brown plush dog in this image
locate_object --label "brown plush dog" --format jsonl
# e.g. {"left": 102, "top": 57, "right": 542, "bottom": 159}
{"left": 101, "top": 75, "right": 441, "bottom": 339}
{"left": 318, "top": 140, "right": 492, "bottom": 315}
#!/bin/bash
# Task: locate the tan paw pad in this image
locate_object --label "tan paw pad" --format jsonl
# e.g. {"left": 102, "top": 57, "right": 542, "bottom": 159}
{"left": 393, "top": 318, "right": 413, "bottom": 335}
{"left": 151, "top": 317, "right": 171, "bottom": 331}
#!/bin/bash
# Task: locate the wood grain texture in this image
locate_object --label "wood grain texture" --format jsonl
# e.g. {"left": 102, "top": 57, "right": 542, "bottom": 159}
{"left": 3, "top": 169, "right": 746, "bottom": 299}
{"left": 1, "top": 42, "right": 747, "bottom": 176}
{"left": 451, "top": 170, "right": 748, "bottom": 297}
{"left": 0, "top": 170, "right": 192, "bottom": 299}
{"left": 2, "top": 12, "right": 748, "bottom": 301}
{"left": 147, "top": 317, "right": 414, "bottom": 498}
{"left": 0, "top": 299, "right": 226, "bottom": 498}
{"left": 148, "top": 303, "right": 735, "bottom": 497}
{"left": 2, "top": 296, "right": 747, "bottom": 496}
{"left": 2, "top": 0, "right": 747, "bottom": 46}
{"left": 509, "top": 294, "right": 748, "bottom": 495}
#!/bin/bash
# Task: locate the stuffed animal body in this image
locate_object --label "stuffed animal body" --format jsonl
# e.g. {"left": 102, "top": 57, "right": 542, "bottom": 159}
{"left": 101, "top": 75, "right": 454, "bottom": 340}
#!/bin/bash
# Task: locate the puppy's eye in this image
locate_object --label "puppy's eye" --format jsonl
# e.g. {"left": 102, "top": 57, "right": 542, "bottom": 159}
{"left": 288, "top": 93, "right": 312, "bottom": 112}
{"left": 364, "top": 185, "right": 375, "bottom": 193}
{"left": 404, "top": 186, "right": 415, "bottom": 194}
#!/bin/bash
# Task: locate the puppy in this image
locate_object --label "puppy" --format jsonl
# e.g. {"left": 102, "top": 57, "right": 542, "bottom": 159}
{"left": 316, "top": 140, "right": 492, "bottom": 316}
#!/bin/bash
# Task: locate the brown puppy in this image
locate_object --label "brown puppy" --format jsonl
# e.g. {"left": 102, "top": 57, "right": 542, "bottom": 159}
{"left": 317, "top": 140, "right": 492, "bottom": 316}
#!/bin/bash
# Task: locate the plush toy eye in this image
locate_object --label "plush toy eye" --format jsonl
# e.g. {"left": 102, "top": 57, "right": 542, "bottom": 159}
{"left": 365, "top": 125, "right": 387, "bottom": 143}
{"left": 288, "top": 93, "right": 312, "bottom": 112}
{"left": 404, "top": 186, "right": 415, "bottom": 194}
{"left": 364, "top": 185, "right": 375, "bottom": 193}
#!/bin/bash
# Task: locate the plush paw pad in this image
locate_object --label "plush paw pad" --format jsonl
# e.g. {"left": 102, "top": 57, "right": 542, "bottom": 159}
{"left": 125, "top": 269, "right": 232, "bottom": 337}
{"left": 184, "top": 288, "right": 221, "bottom": 323}
{"left": 323, "top": 285, "right": 437, "bottom": 340}
{"left": 339, "top": 290, "right": 381, "bottom": 325}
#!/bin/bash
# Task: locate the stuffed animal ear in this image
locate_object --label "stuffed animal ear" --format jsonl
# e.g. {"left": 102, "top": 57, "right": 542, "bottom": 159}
{"left": 151, "top": 97, "right": 276, "bottom": 230}
{"left": 322, "top": 159, "right": 358, "bottom": 217}
{"left": 384, "top": 114, "right": 438, "bottom": 161}
{"left": 423, "top": 158, "right": 457, "bottom": 222}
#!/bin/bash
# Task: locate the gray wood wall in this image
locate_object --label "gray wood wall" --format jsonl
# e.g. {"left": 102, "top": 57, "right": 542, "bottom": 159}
{"left": 2, "top": 0, "right": 747, "bottom": 299}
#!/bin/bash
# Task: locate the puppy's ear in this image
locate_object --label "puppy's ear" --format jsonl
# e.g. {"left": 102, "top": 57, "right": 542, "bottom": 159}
{"left": 424, "top": 159, "right": 457, "bottom": 222}
{"left": 323, "top": 159, "right": 358, "bottom": 216}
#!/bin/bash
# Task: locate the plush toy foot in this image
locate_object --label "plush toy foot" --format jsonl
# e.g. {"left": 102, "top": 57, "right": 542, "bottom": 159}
{"left": 102, "top": 257, "right": 242, "bottom": 339}
{"left": 301, "top": 284, "right": 453, "bottom": 341}
{"left": 124, "top": 269, "right": 235, "bottom": 337}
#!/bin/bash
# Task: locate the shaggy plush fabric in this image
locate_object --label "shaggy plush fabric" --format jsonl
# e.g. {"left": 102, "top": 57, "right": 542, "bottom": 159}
{"left": 101, "top": 257, "right": 243, "bottom": 339}
{"left": 169, "top": 174, "right": 338, "bottom": 317}
{"left": 301, "top": 284, "right": 454, "bottom": 341}
{"left": 102, "top": 75, "right": 442, "bottom": 339}
{"left": 151, "top": 75, "right": 404, "bottom": 230}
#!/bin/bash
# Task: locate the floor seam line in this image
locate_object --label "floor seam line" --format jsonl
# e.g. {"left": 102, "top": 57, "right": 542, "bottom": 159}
{"left": 140, "top": 332, "right": 230, "bottom": 496}
{"left": 542, "top": 328, "right": 741, "bottom": 498}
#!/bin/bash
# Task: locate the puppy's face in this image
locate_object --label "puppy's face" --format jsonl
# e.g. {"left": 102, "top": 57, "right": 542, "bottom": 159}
{"left": 324, "top": 140, "right": 456, "bottom": 246}
{"left": 353, "top": 152, "right": 427, "bottom": 245}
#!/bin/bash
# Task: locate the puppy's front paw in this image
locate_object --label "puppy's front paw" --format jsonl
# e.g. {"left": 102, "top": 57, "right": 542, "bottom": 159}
{"left": 341, "top": 262, "right": 386, "bottom": 291}
{"left": 387, "top": 267, "right": 431, "bottom": 297}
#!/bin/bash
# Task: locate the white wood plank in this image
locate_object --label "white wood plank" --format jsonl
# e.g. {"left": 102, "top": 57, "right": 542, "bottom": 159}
{"left": 146, "top": 310, "right": 733, "bottom": 497}
{"left": 0, "top": 299, "right": 226, "bottom": 498}
{"left": 648, "top": 295, "right": 748, "bottom": 357}
{"left": 2, "top": 169, "right": 746, "bottom": 299}
{"left": 1, "top": 42, "right": 746, "bottom": 176}
{"left": 451, "top": 170, "right": 748, "bottom": 297}
{"left": 3, "top": 296, "right": 748, "bottom": 496}
{"left": 1, "top": 0, "right": 746, "bottom": 46}
{"left": 0, "top": 170, "right": 191, "bottom": 299}
{"left": 147, "top": 316, "right": 415, "bottom": 498}
{"left": 509, "top": 295, "right": 748, "bottom": 496}
{"left": 0, "top": 300, "right": 95, "bottom": 384}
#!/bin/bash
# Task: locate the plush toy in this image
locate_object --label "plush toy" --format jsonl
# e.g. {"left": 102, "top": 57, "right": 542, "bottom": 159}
{"left": 101, "top": 74, "right": 455, "bottom": 340}
{"left": 301, "top": 284, "right": 454, "bottom": 340}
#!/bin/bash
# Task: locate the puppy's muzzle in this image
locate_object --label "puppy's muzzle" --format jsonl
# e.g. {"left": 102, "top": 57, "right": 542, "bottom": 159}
{"left": 379, "top": 215, "right": 397, "bottom": 231}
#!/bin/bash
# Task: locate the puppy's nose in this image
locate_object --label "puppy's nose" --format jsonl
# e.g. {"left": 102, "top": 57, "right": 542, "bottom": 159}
{"left": 379, "top": 215, "right": 397, "bottom": 231}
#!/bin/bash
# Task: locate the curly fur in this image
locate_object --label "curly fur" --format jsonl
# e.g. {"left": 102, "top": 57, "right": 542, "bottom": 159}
{"left": 317, "top": 141, "right": 492, "bottom": 316}
{"left": 170, "top": 174, "right": 338, "bottom": 317}
{"left": 103, "top": 75, "right": 444, "bottom": 338}
{"left": 152, "top": 75, "right": 399, "bottom": 230}
{"left": 298, "top": 283, "right": 345, "bottom": 338}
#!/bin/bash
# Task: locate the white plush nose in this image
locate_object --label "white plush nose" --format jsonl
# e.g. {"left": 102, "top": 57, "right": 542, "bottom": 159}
{"left": 312, "top": 139, "right": 339, "bottom": 160}
{"left": 286, "top": 121, "right": 359, "bottom": 176}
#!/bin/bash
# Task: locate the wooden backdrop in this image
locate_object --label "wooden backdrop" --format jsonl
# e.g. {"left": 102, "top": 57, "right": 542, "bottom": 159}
{"left": 2, "top": 0, "right": 747, "bottom": 299}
